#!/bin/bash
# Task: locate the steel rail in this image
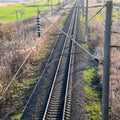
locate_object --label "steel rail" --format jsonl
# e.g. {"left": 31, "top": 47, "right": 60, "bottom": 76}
{"left": 42, "top": 3, "right": 77, "bottom": 120}
{"left": 62, "top": 1, "right": 78, "bottom": 119}
{"left": 20, "top": 31, "right": 61, "bottom": 120}
{"left": 21, "top": 2, "right": 78, "bottom": 120}
{"left": 21, "top": 9, "right": 74, "bottom": 120}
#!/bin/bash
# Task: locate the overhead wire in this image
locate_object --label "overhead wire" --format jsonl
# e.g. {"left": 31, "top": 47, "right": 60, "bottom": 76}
{"left": 41, "top": 14, "right": 98, "bottom": 61}
{"left": 88, "top": 5, "right": 105, "bottom": 23}
{"left": 88, "top": 4, "right": 106, "bottom": 8}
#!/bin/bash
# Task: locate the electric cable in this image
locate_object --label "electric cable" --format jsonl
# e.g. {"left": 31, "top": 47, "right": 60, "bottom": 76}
{"left": 88, "top": 5, "right": 105, "bottom": 23}
{"left": 88, "top": 4, "right": 106, "bottom": 8}
{"left": 41, "top": 14, "right": 99, "bottom": 62}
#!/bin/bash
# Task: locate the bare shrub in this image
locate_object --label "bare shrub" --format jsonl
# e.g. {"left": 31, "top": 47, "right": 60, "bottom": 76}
{"left": 0, "top": 14, "right": 61, "bottom": 98}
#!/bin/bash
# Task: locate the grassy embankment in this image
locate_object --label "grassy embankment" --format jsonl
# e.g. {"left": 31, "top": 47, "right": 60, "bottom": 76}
{"left": 0, "top": 0, "right": 64, "bottom": 22}
{"left": 81, "top": 7, "right": 102, "bottom": 119}
{"left": 84, "top": 66, "right": 102, "bottom": 120}
{"left": 81, "top": 41, "right": 102, "bottom": 120}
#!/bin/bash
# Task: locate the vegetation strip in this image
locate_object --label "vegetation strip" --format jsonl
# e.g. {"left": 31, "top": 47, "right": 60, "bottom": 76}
{"left": 84, "top": 67, "right": 102, "bottom": 120}
{"left": 82, "top": 41, "right": 102, "bottom": 120}
{"left": 10, "top": 41, "right": 54, "bottom": 119}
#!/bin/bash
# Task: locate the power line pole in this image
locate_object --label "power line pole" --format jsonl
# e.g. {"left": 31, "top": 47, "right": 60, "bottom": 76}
{"left": 20, "top": 10, "right": 25, "bottom": 40}
{"left": 116, "top": 8, "right": 120, "bottom": 45}
{"left": 51, "top": 0, "right": 53, "bottom": 15}
{"left": 102, "top": 1, "right": 112, "bottom": 120}
{"left": 82, "top": 0, "right": 84, "bottom": 23}
{"left": 85, "top": 0, "right": 88, "bottom": 42}
{"left": 16, "top": 11, "right": 21, "bottom": 41}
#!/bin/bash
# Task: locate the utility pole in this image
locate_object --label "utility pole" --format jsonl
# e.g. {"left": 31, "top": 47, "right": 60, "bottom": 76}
{"left": 102, "top": 1, "right": 112, "bottom": 120}
{"left": 51, "top": 0, "right": 53, "bottom": 15}
{"left": 81, "top": 0, "right": 84, "bottom": 23}
{"left": 20, "top": 10, "right": 25, "bottom": 40}
{"left": 85, "top": 0, "right": 88, "bottom": 42}
{"left": 16, "top": 11, "right": 21, "bottom": 41}
{"left": 116, "top": 8, "right": 120, "bottom": 45}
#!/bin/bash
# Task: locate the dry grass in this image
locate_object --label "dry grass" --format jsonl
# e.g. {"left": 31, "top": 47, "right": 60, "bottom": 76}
{"left": 89, "top": 14, "right": 120, "bottom": 119}
{"left": 88, "top": 0, "right": 120, "bottom": 116}
{"left": 0, "top": 14, "right": 60, "bottom": 95}
{"left": 0, "top": 10, "right": 68, "bottom": 118}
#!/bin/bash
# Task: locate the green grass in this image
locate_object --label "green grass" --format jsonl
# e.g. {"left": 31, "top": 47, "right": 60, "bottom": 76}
{"left": 112, "top": 10, "right": 119, "bottom": 22}
{"left": 11, "top": 113, "right": 21, "bottom": 120}
{"left": 89, "top": 9, "right": 105, "bottom": 22}
{"left": 83, "top": 67, "right": 101, "bottom": 120}
{"left": 89, "top": 8, "right": 119, "bottom": 22}
{"left": 0, "top": 0, "right": 64, "bottom": 22}
{"left": 86, "top": 102, "right": 102, "bottom": 120}
{"left": 83, "top": 68, "right": 96, "bottom": 83}
{"left": 82, "top": 43, "right": 89, "bottom": 51}
{"left": 84, "top": 85, "right": 98, "bottom": 100}
{"left": 0, "top": 2, "right": 46, "bottom": 22}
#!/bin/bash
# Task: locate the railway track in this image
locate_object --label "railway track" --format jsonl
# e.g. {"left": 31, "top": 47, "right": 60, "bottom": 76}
{"left": 21, "top": 0, "right": 80, "bottom": 119}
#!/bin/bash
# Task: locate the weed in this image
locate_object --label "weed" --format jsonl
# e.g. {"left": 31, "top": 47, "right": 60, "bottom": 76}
{"left": 83, "top": 67, "right": 101, "bottom": 119}
{"left": 84, "top": 85, "right": 98, "bottom": 100}
{"left": 82, "top": 43, "right": 89, "bottom": 51}
{"left": 86, "top": 102, "right": 102, "bottom": 120}
{"left": 83, "top": 68, "right": 96, "bottom": 83}
{"left": 11, "top": 113, "right": 21, "bottom": 120}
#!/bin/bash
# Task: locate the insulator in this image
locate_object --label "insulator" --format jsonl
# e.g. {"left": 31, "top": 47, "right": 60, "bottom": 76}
{"left": 36, "top": 17, "right": 40, "bottom": 19}
{"left": 37, "top": 26, "right": 40, "bottom": 29}
{"left": 36, "top": 14, "right": 41, "bottom": 37}
{"left": 37, "top": 31, "right": 41, "bottom": 37}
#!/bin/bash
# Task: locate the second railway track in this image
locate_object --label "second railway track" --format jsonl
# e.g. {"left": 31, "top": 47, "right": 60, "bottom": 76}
{"left": 21, "top": 0, "right": 80, "bottom": 119}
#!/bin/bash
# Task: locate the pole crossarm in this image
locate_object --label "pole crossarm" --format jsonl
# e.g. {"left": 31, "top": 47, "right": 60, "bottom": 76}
{"left": 88, "top": 4, "right": 106, "bottom": 8}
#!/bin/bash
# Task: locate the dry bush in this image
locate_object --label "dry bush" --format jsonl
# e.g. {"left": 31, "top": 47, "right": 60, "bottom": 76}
{"left": 0, "top": 14, "right": 61, "bottom": 99}
{"left": 0, "top": 23, "right": 17, "bottom": 41}
{"left": 89, "top": 23, "right": 104, "bottom": 61}
{"left": 0, "top": 83, "right": 3, "bottom": 94}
